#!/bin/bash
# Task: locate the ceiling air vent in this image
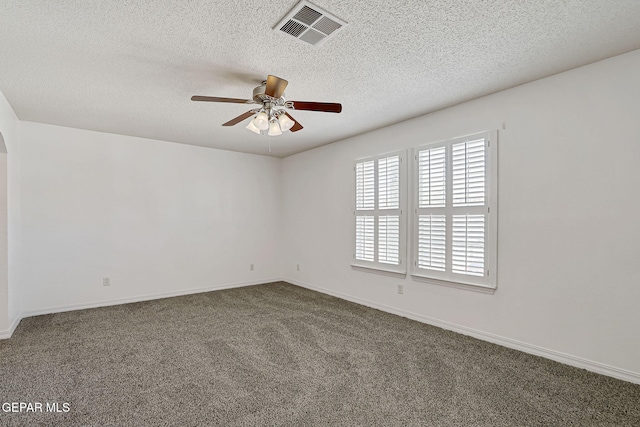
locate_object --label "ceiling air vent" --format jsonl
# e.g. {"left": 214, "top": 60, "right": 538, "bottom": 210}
{"left": 274, "top": 1, "right": 347, "bottom": 47}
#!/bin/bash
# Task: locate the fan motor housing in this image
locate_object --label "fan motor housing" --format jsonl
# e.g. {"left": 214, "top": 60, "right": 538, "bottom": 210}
{"left": 253, "top": 84, "right": 285, "bottom": 105}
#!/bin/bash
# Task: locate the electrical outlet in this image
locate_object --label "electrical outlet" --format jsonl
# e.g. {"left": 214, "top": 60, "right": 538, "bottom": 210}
{"left": 296, "top": 264, "right": 300, "bottom": 271}
{"left": 397, "top": 284, "right": 403, "bottom": 294}
{"left": 250, "top": 264, "right": 254, "bottom": 271}
{"left": 103, "top": 277, "right": 110, "bottom": 287}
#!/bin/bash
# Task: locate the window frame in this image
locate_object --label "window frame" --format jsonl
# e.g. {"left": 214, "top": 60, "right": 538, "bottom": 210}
{"left": 409, "top": 131, "right": 498, "bottom": 291}
{"left": 352, "top": 150, "right": 407, "bottom": 276}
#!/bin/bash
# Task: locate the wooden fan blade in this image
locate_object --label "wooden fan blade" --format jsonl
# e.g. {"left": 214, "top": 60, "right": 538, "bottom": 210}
{"left": 288, "top": 101, "right": 342, "bottom": 113}
{"left": 222, "top": 110, "right": 256, "bottom": 126}
{"left": 191, "top": 96, "right": 253, "bottom": 104}
{"left": 265, "top": 75, "right": 288, "bottom": 99}
{"left": 284, "top": 112, "right": 303, "bottom": 132}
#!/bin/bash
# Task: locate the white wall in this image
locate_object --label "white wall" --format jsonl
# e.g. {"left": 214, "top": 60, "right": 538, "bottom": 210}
{"left": 20, "top": 122, "right": 282, "bottom": 313}
{"left": 281, "top": 49, "right": 640, "bottom": 381}
{"left": 0, "top": 88, "right": 21, "bottom": 336}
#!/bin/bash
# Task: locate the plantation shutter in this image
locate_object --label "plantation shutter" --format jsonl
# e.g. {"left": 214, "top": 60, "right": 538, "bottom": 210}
{"left": 354, "top": 152, "right": 405, "bottom": 272}
{"left": 418, "top": 147, "right": 446, "bottom": 208}
{"left": 377, "top": 156, "right": 400, "bottom": 264}
{"left": 356, "top": 160, "right": 375, "bottom": 210}
{"left": 417, "top": 145, "right": 447, "bottom": 271}
{"left": 452, "top": 214, "right": 485, "bottom": 276}
{"left": 355, "top": 160, "right": 374, "bottom": 262}
{"left": 418, "top": 214, "right": 446, "bottom": 270}
{"left": 378, "top": 156, "right": 400, "bottom": 209}
{"left": 451, "top": 138, "right": 486, "bottom": 276}
{"left": 413, "top": 132, "right": 494, "bottom": 287}
{"left": 452, "top": 139, "right": 485, "bottom": 206}
{"left": 355, "top": 216, "right": 375, "bottom": 262}
{"left": 378, "top": 216, "right": 399, "bottom": 264}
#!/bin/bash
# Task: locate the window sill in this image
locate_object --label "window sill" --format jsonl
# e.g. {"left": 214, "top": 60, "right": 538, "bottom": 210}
{"left": 410, "top": 273, "right": 496, "bottom": 294}
{"left": 351, "top": 263, "right": 407, "bottom": 278}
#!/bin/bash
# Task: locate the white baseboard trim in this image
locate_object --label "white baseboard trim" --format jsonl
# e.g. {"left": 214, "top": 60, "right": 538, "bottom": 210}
{"left": 0, "top": 314, "right": 23, "bottom": 340}
{"left": 21, "top": 278, "right": 283, "bottom": 320}
{"left": 285, "top": 278, "right": 640, "bottom": 385}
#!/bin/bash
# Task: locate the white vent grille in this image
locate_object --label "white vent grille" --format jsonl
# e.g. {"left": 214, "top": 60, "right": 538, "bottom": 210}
{"left": 280, "top": 20, "right": 308, "bottom": 38}
{"left": 293, "top": 5, "right": 322, "bottom": 25}
{"left": 313, "top": 16, "right": 342, "bottom": 35}
{"left": 299, "top": 28, "right": 326, "bottom": 45}
{"left": 274, "top": 1, "right": 347, "bottom": 47}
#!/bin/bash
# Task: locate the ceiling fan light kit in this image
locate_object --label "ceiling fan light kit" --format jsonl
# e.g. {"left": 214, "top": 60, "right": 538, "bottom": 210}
{"left": 279, "top": 114, "right": 295, "bottom": 131}
{"left": 191, "top": 75, "right": 342, "bottom": 139}
{"left": 247, "top": 106, "right": 295, "bottom": 137}
{"left": 245, "top": 120, "right": 261, "bottom": 135}
{"left": 268, "top": 120, "right": 283, "bottom": 136}
{"left": 253, "top": 111, "right": 269, "bottom": 131}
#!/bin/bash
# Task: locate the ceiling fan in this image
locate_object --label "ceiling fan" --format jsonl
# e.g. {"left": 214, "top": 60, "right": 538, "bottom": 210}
{"left": 191, "top": 75, "right": 342, "bottom": 136}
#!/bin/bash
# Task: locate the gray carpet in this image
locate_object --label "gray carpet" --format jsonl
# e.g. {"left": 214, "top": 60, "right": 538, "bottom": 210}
{"left": 1, "top": 282, "right": 638, "bottom": 426}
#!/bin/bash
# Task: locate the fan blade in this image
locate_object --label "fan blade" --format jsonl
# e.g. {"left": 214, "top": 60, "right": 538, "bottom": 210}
{"left": 191, "top": 96, "right": 253, "bottom": 104}
{"left": 222, "top": 110, "right": 256, "bottom": 126}
{"left": 284, "top": 112, "right": 304, "bottom": 132}
{"left": 265, "top": 75, "right": 288, "bottom": 99}
{"left": 288, "top": 101, "right": 342, "bottom": 113}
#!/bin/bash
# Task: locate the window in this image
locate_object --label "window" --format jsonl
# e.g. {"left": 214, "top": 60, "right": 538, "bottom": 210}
{"left": 412, "top": 132, "right": 497, "bottom": 289}
{"left": 353, "top": 152, "right": 406, "bottom": 274}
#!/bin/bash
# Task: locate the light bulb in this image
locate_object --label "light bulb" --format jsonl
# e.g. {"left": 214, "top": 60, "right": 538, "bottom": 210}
{"left": 268, "top": 120, "right": 282, "bottom": 136}
{"left": 278, "top": 114, "right": 295, "bottom": 132}
{"left": 245, "top": 119, "right": 261, "bottom": 134}
{"left": 253, "top": 112, "right": 269, "bottom": 131}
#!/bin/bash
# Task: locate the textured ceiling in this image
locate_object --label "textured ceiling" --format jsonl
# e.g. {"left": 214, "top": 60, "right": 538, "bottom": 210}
{"left": 1, "top": 1, "right": 640, "bottom": 157}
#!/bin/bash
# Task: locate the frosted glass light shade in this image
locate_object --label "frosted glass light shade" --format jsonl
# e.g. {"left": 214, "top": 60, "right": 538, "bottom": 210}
{"left": 245, "top": 119, "right": 261, "bottom": 134}
{"left": 268, "top": 120, "right": 282, "bottom": 136}
{"left": 253, "top": 112, "right": 269, "bottom": 130}
{"left": 278, "top": 114, "right": 295, "bottom": 132}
